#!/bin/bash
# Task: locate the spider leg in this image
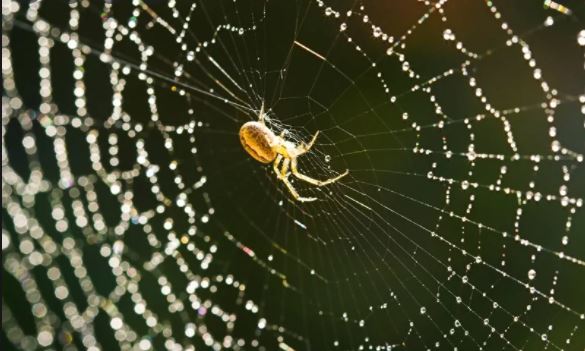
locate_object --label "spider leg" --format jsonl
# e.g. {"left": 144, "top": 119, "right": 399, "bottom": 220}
{"left": 296, "top": 130, "right": 319, "bottom": 155}
{"left": 291, "top": 157, "right": 349, "bottom": 186}
{"left": 281, "top": 176, "right": 317, "bottom": 202}
{"left": 258, "top": 102, "right": 265, "bottom": 123}
{"left": 280, "top": 157, "right": 290, "bottom": 178}
{"left": 274, "top": 155, "right": 316, "bottom": 202}
{"left": 273, "top": 154, "right": 284, "bottom": 178}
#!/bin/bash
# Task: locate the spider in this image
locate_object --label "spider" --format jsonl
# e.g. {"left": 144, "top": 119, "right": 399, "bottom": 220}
{"left": 239, "top": 104, "right": 348, "bottom": 202}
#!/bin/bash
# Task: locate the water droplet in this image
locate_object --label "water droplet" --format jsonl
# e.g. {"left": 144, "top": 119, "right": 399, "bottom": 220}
{"left": 579, "top": 30, "right": 585, "bottom": 46}
{"left": 528, "top": 269, "right": 536, "bottom": 280}
{"left": 443, "top": 28, "right": 455, "bottom": 41}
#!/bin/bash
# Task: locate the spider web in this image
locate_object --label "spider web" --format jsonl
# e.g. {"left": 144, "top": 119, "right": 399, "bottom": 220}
{"left": 2, "top": 0, "right": 585, "bottom": 350}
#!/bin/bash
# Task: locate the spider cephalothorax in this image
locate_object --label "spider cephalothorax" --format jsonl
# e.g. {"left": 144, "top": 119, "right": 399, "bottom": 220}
{"left": 239, "top": 104, "right": 348, "bottom": 202}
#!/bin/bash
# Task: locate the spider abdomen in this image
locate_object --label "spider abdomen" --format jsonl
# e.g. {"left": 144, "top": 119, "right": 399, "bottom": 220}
{"left": 239, "top": 121, "right": 277, "bottom": 163}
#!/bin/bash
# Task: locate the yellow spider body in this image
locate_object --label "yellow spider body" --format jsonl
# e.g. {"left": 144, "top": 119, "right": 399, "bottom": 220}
{"left": 239, "top": 121, "right": 279, "bottom": 163}
{"left": 239, "top": 105, "right": 348, "bottom": 202}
